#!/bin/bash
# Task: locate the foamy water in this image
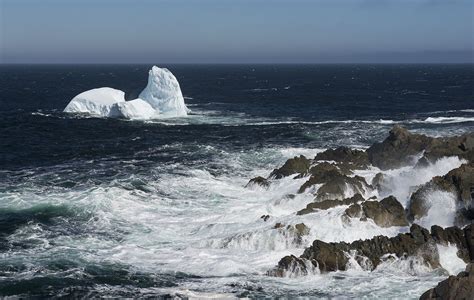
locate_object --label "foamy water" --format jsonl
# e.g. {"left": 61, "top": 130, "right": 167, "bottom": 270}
{"left": 1, "top": 137, "right": 467, "bottom": 298}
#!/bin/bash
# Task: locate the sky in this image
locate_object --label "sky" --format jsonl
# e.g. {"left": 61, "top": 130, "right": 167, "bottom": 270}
{"left": 0, "top": 0, "right": 473, "bottom": 63}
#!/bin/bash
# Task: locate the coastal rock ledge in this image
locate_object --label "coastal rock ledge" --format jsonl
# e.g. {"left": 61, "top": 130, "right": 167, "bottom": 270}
{"left": 268, "top": 224, "right": 473, "bottom": 277}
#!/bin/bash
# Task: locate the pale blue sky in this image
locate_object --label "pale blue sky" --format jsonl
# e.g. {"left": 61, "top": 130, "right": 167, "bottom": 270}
{"left": 1, "top": 0, "right": 473, "bottom": 63}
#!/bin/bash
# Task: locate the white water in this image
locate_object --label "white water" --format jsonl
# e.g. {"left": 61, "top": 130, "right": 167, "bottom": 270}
{"left": 418, "top": 190, "right": 459, "bottom": 228}
{"left": 370, "top": 156, "right": 465, "bottom": 207}
{"left": 1, "top": 139, "right": 468, "bottom": 297}
{"left": 438, "top": 244, "right": 467, "bottom": 275}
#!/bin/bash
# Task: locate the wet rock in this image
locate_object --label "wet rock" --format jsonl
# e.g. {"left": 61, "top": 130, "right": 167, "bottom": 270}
{"left": 315, "top": 146, "right": 369, "bottom": 169}
{"left": 420, "top": 263, "right": 474, "bottom": 300}
{"left": 344, "top": 203, "right": 362, "bottom": 218}
{"left": 367, "top": 125, "right": 474, "bottom": 170}
{"left": 371, "top": 173, "right": 385, "bottom": 190}
{"left": 343, "top": 196, "right": 408, "bottom": 227}
{"left": 307, "top": 162, "right": 350, "bottom": 176}
{"left": 316, "top": 175, "right": 369, "bottom": 201}
{"left": 270, "top": 155, "right": 311, "bottom": 179}
{"left": 274, "top": 222, "right": 284, "bottom": 229}
{"left": 269, "top": 224, "right": 473, "bottom": 276}
{"left": 297, "top": 194, "right": 365, "bottom": 215}
{"left": 273, "top": 223, "right": 310, "bottom": 245}
{"left": 267, "top": 255, "right": 309, "bottom": 277}
{"left": 246, "top": 176, "right": 270, "bottom": 188}
{"left": 294, "top": 223, "right": 310, "bottom": 236}
{"left": 408, "top": 163, "right": 474, "bottom": 222}
{"left": 299, "top": 168, "right": 370, "bottom": 201}
{"left": 366, "top": 125, "right": 433, "bottom": 170}
{"left": 422, "top": 133, "right": 474, "bottom": 164}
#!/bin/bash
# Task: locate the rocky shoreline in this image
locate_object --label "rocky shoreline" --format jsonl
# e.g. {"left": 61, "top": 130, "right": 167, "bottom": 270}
{"left": 247, "top": 126, "right": 473, "bottom": 298}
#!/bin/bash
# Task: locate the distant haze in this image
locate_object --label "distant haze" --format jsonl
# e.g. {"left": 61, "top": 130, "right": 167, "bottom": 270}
{"left": 1, "top": 0, "right": 473, "bottom": 64}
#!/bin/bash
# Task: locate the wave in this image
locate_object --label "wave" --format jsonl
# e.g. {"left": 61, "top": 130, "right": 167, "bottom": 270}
{"left": 418, "top": 116, "right": 474, "bottom": 124}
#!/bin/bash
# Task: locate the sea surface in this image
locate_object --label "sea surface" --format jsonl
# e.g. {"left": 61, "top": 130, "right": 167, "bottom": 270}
{"left": 0, "top": 64, "right": 473, "bottom": 298}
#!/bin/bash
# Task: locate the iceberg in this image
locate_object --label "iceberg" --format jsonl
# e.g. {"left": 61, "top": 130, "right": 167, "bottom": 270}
{"left": 115, "top": 99, "right": 156, "bottom": 120}
{"left": 63, "top": 66, "right": 189, "bottom": 119}
{"left": 139, "top": 66, "right": 189, "bottom": 117}
{"left": 63, "top": 87, "right": 126, "bottom": 117}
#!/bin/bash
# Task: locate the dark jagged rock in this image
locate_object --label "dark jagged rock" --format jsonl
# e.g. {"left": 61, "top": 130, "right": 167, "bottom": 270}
{"left": 246, "top": 176, "right": 270, "bottom": 188}
{"left": 294, "top": 223, "right": 310, "bottom": 236}
{"left": 274, "top": 222, "right": 284, "bottom": 229}
{"left": 371, "top": 173, "right": 385, "bottom": 190}
{"left": 273, "top": 223, "right": 309, "bottom": 237}
{"left": 315, "top": 146, "right": 369, "bottom": 168}
{"left": 298, "top": 168, "right": 370, "bottom": 201}
{"left": 269, "top": 224, "right": 473, "bottom": 276}
{"left": 367, "top": 125, "right": 474, "bottom": 170}
{"left": 297, "top": 194, "right": 365, "bottom": 215}
{"left": 307, "top": 162, "right": 351, "bottom": 176}
{"left": 273, "top": 223, "right": 310, "bottom": 245}
{"left": 420, "top": 263, "right": 474, "bottom": 300}
{"left": 270, "top": 155, "right": 311, "bottom": 179}
{"left": 423, "top": 134, "right": 474, "bottom": 164}
{"left": 408, "top": 163, "right": 474, "bottom": 222}
{"left": 366, "top": 125, "right": 433, "bottom": 170}
{"left": 317, "top": 175, "right": 369, "bottom": 201}
{"left": 343, "top": 196, "right": 409, "bottom": 227}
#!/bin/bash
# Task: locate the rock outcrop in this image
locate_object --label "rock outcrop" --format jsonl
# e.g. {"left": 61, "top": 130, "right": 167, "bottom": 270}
{"left": 297, "top": 194, "right": 365, "bottom": 215}
{"left": 420, "top": 263, "right": 474, "bottom": 300}
{"left": 298, "top": 170, "right": 370, "bottom": 201}
{"left": 367, "top": 125, "right": 433, "bottom": 170}
{"left": 314, "top": 146, "right": 369, "bottom": 170}
{"left": 343, "top": 196, "right": 409, "bottom": 227}
{"left": 269, "top": 224, "right": 473, "bottom": 276}
{"left": 367, "top": 125, "right": 474, "bottom": 170}
{"left": 270, "top": 155, "right": 311, "bottom": 179}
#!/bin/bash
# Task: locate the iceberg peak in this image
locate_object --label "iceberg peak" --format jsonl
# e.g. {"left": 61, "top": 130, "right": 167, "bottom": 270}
{"left": 63, "top": 66, "right": 189, "bottom": 119}
{"left": 139, "top": 66, "right": 189, "bottom": 117}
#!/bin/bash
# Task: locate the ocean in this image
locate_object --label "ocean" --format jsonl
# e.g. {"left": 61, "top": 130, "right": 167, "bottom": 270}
{"left": 0, "top": 64, "right": 473, "bottom": 298}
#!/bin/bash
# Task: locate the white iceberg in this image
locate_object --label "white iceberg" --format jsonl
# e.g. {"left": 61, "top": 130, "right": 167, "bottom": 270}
{"left": 63, "top": 66, "right": 189, "bottom": 119}
{"left": 115, "top": 99, "right": 156, "bottom": 120}
{"left": 139, "top": 66, "right": 189, "bottom": 117}
{"left": 64, "top": 87, "right": 126, "bottom": 117}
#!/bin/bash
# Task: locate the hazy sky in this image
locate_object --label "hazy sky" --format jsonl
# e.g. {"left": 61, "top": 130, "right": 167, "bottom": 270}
{"left": 1, "top": 0, "right": 473, "bottom": 63}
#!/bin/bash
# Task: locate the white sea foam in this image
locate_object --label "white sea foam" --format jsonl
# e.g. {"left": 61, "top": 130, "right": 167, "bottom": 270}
{"left": 1, "top": 141, "right": 466, "bottom": 297}
{"left": 421, "top": 116, "right": 474, "bottom": 124}
{"left": 417, "top": 190, "right": 458, "bottom": 228}
{"left": 437, "top": 244, "right": 466, "bottom": 275}
{"left": 375, "top": 156, "right": 465, "bottom": 207}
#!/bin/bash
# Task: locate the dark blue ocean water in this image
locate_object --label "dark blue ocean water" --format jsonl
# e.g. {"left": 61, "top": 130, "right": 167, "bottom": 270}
{"left": 0, "top": 64, "right": 473, "bottom": 298}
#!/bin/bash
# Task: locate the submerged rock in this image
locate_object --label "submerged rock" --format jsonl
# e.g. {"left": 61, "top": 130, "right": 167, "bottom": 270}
{"left": 408, "top": 163, "right": 474, "bottom": 222}
{"left": 246, "top": 176, "right": 270, "bottom": 189}
{"left": 270, "top": 155, "right": 310, "bottom": 179}
{"left": 269, "top": 224, "right": 473, "bottom": 276}
{"left": 272, "top": 223, "right": 310, "bottom": 245}
{"left": 420, "top": 263, "right": 474, "bottom": 300}
{"left": 343, "top": 196, "right": 409, "bottom": 227}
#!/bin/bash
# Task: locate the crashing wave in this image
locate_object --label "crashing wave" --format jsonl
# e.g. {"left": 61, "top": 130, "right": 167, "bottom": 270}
{"left": 63, "top": 66, "right": 189, "bottom": 119}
